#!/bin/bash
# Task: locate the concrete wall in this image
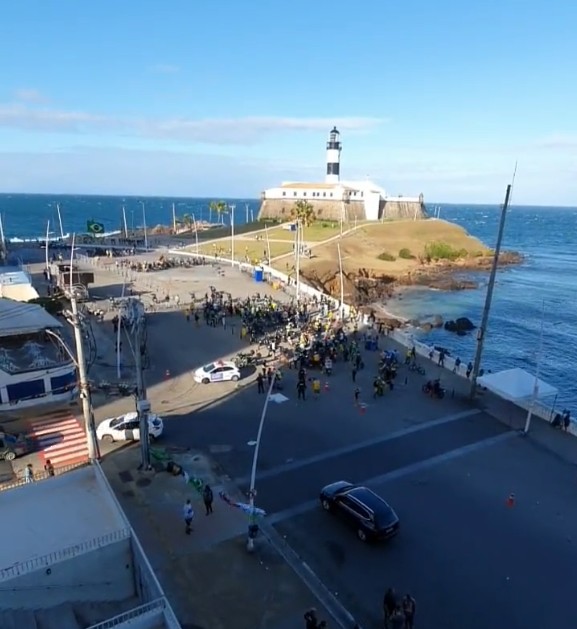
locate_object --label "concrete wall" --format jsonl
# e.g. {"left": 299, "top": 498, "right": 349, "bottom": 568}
{"left": 0, "top": 538, "right": 135, "bottom": 608}
{"left": 382, "top": 199, "right": 427, "bottom": 220}
{"left": 258, "top": 199, "right": 366, "bottom": 222}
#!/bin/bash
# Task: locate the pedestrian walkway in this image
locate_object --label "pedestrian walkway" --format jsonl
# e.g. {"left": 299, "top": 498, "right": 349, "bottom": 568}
{"left": 28, "top": 409, "right": 88, "bottom": 467}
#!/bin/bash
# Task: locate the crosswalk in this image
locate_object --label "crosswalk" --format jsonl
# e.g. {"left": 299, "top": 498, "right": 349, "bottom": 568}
{"left": 29, "top": 409, "right": 89, "bottom": 467}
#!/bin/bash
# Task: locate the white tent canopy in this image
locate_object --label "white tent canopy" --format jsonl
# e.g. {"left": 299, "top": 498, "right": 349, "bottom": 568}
{"left": 477, "top": 367, "right": 557, "bottom": 402}
{"left": 0, "top": 299, "right": 62, "bottom": 338}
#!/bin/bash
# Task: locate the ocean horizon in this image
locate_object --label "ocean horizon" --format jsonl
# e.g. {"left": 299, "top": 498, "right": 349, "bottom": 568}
{"left": 0, "top": 193, "right": 575, "bottom": 416}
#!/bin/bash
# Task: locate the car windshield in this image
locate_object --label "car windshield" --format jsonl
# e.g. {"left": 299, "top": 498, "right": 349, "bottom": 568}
{"left": 202, "top": 363, "right": 215, "bottom": 373}
{"left": 150, "top": 418, "right": 161, "bottom": 427}
{"left": 109, "top": 417, "right": 125, "bottom": 428}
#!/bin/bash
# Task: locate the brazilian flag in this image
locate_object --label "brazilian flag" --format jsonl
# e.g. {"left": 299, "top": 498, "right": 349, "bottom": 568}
{"left": 87, "top": 220, "right": 105, "bottom": 234}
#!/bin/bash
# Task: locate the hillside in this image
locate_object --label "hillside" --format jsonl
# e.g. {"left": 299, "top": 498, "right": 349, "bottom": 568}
{"left": 275, "top": 219, "right": 521, "bottom": 305}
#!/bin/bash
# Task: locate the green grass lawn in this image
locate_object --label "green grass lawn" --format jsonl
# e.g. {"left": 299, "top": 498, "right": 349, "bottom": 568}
{"left": 265, "top": 221, "right": 345, "bottom": 242}
{"left": 191, "top": 239, "right": 293, "bottom": 262}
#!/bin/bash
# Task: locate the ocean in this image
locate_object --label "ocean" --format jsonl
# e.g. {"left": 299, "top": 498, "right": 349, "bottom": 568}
{"left": 0, "top": 194, "right": 575, "bottom": 414}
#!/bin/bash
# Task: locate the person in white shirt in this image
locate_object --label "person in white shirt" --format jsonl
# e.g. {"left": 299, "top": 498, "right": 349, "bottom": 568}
{"left": 183, "top": 499, "right": 194, "bottom": 535}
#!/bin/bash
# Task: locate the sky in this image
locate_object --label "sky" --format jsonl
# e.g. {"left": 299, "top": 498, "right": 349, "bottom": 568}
{"left": 0, "top": 0, "right": 576, "bottom": 205}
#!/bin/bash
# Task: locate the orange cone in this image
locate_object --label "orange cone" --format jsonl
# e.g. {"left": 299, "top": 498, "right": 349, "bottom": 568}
{"left": 358, "top": 403, "right": 367, "bottom": 415}
{"left": 165, "top": 369, "right": 171, "bottom": 379}
{"left": 324, "top": 381, "right": 330, "bottom": 392}
{"left": 506, "top": 493, "right": 515, "bottom": 508}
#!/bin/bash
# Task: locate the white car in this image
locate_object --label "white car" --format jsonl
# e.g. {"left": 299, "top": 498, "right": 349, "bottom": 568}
{"left": 194, "top": 360, "right": 241, "bottom": 384}
{"left": 96, "top": 412, "right": 164, "bottom": 444}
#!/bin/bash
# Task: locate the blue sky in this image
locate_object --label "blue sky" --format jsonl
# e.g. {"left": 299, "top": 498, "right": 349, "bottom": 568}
{"left": 0, "top": 0, "right": 575, "bottom": 204}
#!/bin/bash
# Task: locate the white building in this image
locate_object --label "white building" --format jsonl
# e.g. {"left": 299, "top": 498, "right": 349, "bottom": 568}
{"left": 0, "top": 463, "right": 180, "bottom": 629}
{"left": 259, "top": 127, "right": 425, "bottom": 222}
{"left": 0, "top": 298, "right": 77, "bottom": 411}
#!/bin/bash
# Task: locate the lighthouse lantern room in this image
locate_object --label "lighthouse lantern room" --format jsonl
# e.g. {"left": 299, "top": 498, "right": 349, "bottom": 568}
{"left": 325, "top": 126, "right": 341, "bottom": 184}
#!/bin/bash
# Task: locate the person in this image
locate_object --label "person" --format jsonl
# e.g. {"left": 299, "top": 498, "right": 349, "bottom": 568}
{"left": 44, "top": 459, "right": 55, "bottom": 477}
{"left": 402, "top": 594, "right": 416, "bottom": 629}
{"left": 389, "top": 606, "right": 404, "bottom": 629}
{"left": 203, "top": 484, "right": 214, "bottom": 515}
{"left": 304, "top": 608, "right": 319, "bottom": 629}
{"left": 312, "top": 377, "right": 321, "bottom": 399}
{"left": 183, "top": 499, "right": 194, "bottom": 534}
{"left": 24, "top": 463, "right": 35, "bottom": 483}
{"left": 383, "top": 587, "right": 397, "bottom": 627}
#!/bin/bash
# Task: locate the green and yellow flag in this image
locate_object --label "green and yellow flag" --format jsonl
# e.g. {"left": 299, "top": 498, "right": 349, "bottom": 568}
{"left": 87, "top": 220, "right": 105, "bottom": 234}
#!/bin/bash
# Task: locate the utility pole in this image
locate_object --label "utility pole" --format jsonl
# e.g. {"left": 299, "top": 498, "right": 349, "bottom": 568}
{"left": 133, "top": 305, "right": 151, "bottom": 469}
{"left": 337, "top": 243, "right": 345, "bottom": 318}
{"left": 295, "top": 220, "right": 301, "bottom": 302}
{"left": 70, "top": 296, "right": 100, "bottom": 461}
{"left": 230, "top": 204, "right": 236, "bottom": 266}
{"left": 469, "top": 184, "right": 512, "bottom": 399}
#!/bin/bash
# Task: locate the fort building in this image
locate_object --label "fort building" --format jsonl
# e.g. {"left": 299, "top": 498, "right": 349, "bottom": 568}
{"left": 258, "top": 126, "right": 427, "bottom": 222}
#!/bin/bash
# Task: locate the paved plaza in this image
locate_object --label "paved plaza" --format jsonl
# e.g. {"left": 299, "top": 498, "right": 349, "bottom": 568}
{"left": 10, "top": 258, "right": 577, "bottom": 629}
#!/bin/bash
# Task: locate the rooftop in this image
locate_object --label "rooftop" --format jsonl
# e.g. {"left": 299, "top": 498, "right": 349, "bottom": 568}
{"left": 0, "top": 465, "right": 129, "bottom": 573}
{"left": 280, "top": 182, "right": 341, "bottom": 189}
{"left": 0, "top": 298, "right": 62, "bottom": 338}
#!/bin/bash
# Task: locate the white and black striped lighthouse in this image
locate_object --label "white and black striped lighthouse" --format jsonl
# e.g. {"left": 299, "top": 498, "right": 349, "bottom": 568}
{"left": 325, "top": 126, "right": 341, "bottom": 184}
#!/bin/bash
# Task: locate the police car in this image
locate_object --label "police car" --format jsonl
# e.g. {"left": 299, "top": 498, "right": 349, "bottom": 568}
{"left": 194, "top": 360, "right": 241, "bottom": 384}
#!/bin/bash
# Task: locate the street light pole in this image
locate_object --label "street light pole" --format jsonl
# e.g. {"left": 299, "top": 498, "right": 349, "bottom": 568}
{"left": 469, "top": 184, "right": 512, "bottom": 398}
{"left": 230, "top": 204, "right": 236, "bottom": 266}
{"left": 132, "top": 304, "right": 151, "bottom": 469}
{"left": 295, "top": 221, "right": 301, "bottom": 302}
{"left": 264, "top": 224, "right": 271, "bottom": 263}
{"left": 524, "top": 301, "right": 546, "bottom": 434}
{"left": 337, "top": 243, "right": 344, "bottom": 318}
{"left": 141, "top": 201, "right": 148, "bottom": 250}
{"left": 247, "top": 372, "right": 277, "bottom": 552}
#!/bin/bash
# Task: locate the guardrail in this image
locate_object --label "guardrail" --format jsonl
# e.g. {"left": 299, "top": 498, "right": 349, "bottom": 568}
{"left": 0, "top": 528, "right": 131, "bottom": 582}
{"left": 0, "top": 460, "right": 89, "bottom": 493}
{"left": 86, "top": 597, "right": 180, "bottom": 629}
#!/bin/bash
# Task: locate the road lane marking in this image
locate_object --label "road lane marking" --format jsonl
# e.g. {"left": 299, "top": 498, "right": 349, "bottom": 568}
{"left": 235, "top": 408, "right": 481, "bottom": 485}
{"left": 266, "top": 430, "right": 516, "bottom": 525}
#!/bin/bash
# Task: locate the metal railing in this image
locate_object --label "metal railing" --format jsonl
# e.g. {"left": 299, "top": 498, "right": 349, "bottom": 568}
{"left": 0, "top": 460, "right": 89, "bottom": 493}
{"left": 0, "top": 527, "right": 131, "bottom": 583}
{"left": 86, "top": 598, "right": 170, "bottom": 629}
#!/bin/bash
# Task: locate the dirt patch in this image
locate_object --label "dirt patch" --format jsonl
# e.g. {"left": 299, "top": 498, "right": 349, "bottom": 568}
{"left": 283, "top": 220, "right": 522, "bottom": 306}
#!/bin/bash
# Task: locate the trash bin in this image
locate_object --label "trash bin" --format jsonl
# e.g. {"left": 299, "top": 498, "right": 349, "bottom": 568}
{"left": 254, "top": 267, "right": 264, "bottom": 282}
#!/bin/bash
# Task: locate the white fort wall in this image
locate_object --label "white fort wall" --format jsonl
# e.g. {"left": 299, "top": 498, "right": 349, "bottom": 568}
{"left": 0, "top": 538, "right": 135, "bottom": 608}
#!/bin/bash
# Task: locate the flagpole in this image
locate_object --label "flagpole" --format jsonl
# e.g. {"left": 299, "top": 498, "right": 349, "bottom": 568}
{"left": 122, "top": 206, "right": 128, "bottom": 237}
{"left": 172, "top": 203, "right": 177, "bottom": 234}
{"left": 45, "top": 219, "right": 50, "bottom": 270}
{"left": 56, "top": 203, "right": 65, "bottom": 239}
{"left": 192, "top": 214, "right": 199, "bottom": 254}
{"left": 230, "top": 204, "right": 236, "bottom": 267}
{"left": 141, "top": 201, "right": 148, "bottom": 250}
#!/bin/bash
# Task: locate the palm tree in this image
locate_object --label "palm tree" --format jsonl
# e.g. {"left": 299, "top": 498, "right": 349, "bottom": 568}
{"left": 181, "top": 214, "right": 193, "bottom": 230}
{"left": 209, "top": 200, "right": 228, "bottom": 225}
{"left": 290, "top": 199, "right": 315, "bottom": 227}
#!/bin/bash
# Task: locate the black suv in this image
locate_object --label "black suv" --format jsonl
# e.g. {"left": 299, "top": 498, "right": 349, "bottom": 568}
{"left": 320, "top": 481, "right": 400, "bottom": 542}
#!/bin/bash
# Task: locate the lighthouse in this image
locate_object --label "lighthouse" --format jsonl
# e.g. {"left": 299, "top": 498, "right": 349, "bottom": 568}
{"left": 325, "top": 126, "right": 341, "bottom": 184}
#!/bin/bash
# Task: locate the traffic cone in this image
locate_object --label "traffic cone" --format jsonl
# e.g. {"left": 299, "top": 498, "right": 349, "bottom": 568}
{"left": 506, "top": 493, "right": 515, "bottom": 508}
{"left": 165, "top": 369, "right": 171, "bottom": 380}
{"left": 358, "top": 403, "right": 367, "bottom": 415}
{"left": 324, "top": 381, "right": 330, "bottom": 393}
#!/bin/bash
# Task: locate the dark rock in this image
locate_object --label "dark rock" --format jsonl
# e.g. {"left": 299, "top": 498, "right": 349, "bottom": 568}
{"left": 420, "top": 323, "right": 433, "bottom": 332}
{"left": 444, "top": 317, "right": 475, "bottom": 333}
{"left": 431, "top": 315, "right": 444, "bottom": 328}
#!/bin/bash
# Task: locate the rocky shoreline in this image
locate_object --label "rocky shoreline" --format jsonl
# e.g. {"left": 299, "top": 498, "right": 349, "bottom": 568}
{"left": 302, "top": 250, "right": 524, "bottom": 329}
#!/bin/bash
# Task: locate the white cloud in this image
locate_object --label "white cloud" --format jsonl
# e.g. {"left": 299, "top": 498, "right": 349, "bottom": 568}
{"left": 0, "top": 103, "right": 383, "bottom": 145}
{"left": 13, "top": 88, "right": 47, "bottom": 103}
{"left": 149, "top": 64, "right": 180, "bottom": 74}
{"left": 534, "top": 134, "right": 577, "bottom": 150}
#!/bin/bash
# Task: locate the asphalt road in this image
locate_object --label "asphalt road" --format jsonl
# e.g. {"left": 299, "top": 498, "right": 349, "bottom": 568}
{"left": 159, "top": 328, "right": 577, "bottom": 629}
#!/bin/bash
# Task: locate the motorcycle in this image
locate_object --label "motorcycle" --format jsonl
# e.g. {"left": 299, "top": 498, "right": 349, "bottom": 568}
{"left": 422, "top": 379, "right": 445, "bottom": 399}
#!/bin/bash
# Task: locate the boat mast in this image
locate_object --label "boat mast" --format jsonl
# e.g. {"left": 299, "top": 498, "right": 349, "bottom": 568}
{"left": 122, "top": 206, "right": 129, "bottom": 237}
{"left": 56, "top": 203, "right": 65, "bottom": 239}
{"left": 45, "top": 219, "right": 50, "bottom": 269}
{"left": 0, "top": 213, "right": 6, "bottom": 261}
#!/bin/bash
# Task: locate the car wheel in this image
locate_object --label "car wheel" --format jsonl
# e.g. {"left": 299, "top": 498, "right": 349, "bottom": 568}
{"left": 357, "top": 528, "right": 368, "bottom": 542}
{"left": 321, "top": 498, "right": 331, "bottom": 511}
{"left": 5, "top": 451, "right": 16, "bottom": 461}
{"left": 231, "top": 375, "right": 239, "bottom": 382}
{"left": 101, "top": 434, "right": 114, "bottom": 444}
{"left": 202, "top": 378, "right": 210, "bottom": 384}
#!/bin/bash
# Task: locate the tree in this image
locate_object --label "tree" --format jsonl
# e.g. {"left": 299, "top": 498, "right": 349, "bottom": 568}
{"left": 181, "top": 214, "right": 193, "bottom": 229}
{"left": 209, "top": 200, "right": 228, "bottom": 224}
{"left": 290, "top": 199, "right": 315, "bottom": 227}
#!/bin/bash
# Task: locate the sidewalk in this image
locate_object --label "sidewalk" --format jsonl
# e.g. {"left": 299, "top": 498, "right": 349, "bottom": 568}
{"left": 102, "top": 446, "right": 343, "bottom": 629}
{"left": 381, "top": 332, "right": 577, "bottom": 466}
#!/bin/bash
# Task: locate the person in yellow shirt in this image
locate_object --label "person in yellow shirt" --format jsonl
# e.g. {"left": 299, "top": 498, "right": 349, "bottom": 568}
{"left": 312, "top": 378, "right": 321, "bottom": 399}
